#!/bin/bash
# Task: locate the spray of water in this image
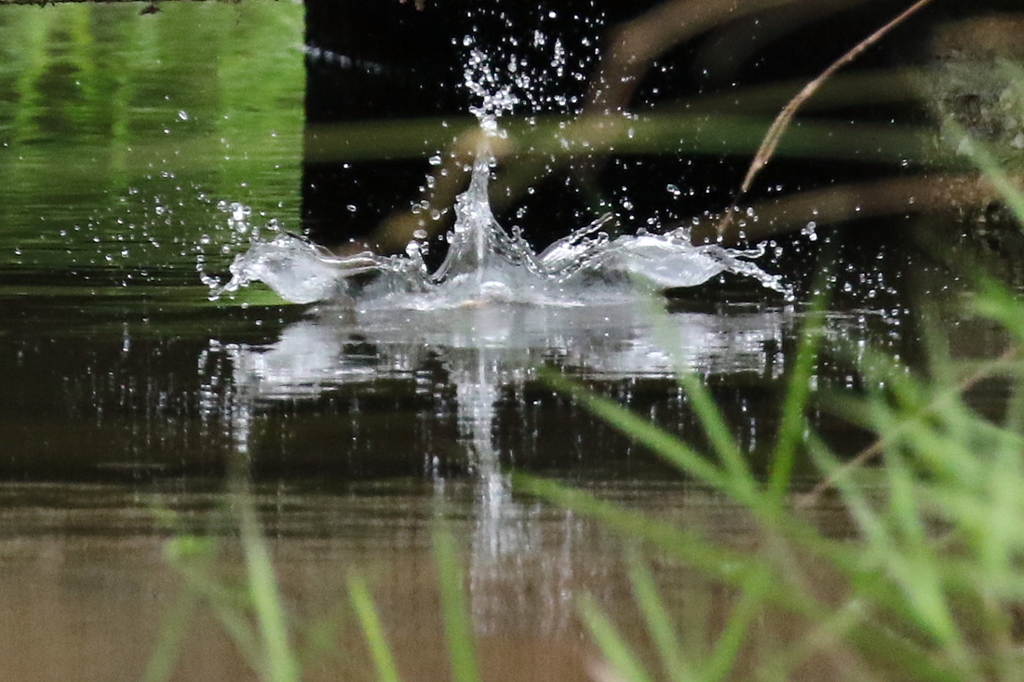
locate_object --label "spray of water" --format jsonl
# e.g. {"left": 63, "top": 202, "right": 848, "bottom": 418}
{"left": 208, "top": 11, "right": 788, "bottom": 308}
{"left": 207, "top": 152, "right": 787, "bottom": 308}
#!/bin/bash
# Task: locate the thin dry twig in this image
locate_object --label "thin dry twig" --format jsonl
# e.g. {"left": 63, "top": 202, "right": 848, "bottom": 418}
{"left": 585, "top": 0, "right": 818, "bottom": 116}
{"left": 719, "top": 0, "right": 937, "bottom": 235}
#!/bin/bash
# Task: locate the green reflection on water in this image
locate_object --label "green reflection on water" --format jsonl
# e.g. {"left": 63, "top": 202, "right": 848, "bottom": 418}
{"left": 0, "top": 1, "right": 304, "bottom": 302}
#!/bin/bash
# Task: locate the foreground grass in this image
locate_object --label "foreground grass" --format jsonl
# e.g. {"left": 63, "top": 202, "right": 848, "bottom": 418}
{"left": 523, "top": 290, "right": 1024, "bottom": 682}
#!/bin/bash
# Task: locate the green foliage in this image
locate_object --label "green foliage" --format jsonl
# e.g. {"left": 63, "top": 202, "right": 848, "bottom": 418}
{"left": 238, "top": 494, "right": 302, "bottom": 682}
{"left": 0, "top": 1, "right": 304, "bottom": 292}
{"left": 433, "top": 528, "right": 481, "bottom": 682}
{"left": 147, "top": 494, "right": 301, "bottom": 682}
{"left": 348, "top": 572, "right": 403, "bottom": 682}
{"left": 521, "top": 278, "right": 1024, "bottom": 682}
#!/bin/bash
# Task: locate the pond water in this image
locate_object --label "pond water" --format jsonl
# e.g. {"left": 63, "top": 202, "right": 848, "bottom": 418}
{"left": 0, "top": 3, "right": 1016, "bottom": 681}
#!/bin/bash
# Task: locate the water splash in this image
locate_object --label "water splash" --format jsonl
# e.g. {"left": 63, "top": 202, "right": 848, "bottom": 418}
{"left": 208, "top": 150, "right": 788, "bottom": 307}
{"left": 209, "top": 6, "right": 787, "bottom": 307}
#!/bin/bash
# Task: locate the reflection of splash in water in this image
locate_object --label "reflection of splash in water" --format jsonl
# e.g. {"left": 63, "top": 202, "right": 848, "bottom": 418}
{"left": 216, "top": 301, "right": 792, "bottom": 548}
{"left": 212, "top": 300, "right": 793, "bottom": 633}
{"left": 209, "top": 146, "right": 788, "bottom": 307}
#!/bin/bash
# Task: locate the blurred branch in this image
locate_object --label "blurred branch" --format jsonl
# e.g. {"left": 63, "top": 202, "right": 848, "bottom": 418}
{"left": 304, "top": 114, "right": 929, "bottom": 164}
{"left": 688, "top": 173, "right": 1023, "bottom": 246}
{"left": 584, "top": 0, "right": 874, "bottom": 116}
{"left": 307, "top": 112, "right": 933, "bottom": 253}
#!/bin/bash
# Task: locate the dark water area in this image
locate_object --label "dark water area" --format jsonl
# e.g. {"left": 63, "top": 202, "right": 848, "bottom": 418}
{"left": 0, "top": 2, "right": 1021, "bottom": 681}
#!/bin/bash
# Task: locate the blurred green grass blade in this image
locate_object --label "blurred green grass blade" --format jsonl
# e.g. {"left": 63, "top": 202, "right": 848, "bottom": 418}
{"left": 759, "top": 598, "right": 871, "bottom": 682}
{"left": 677, "top": 371, "right": 754, "bottom": 494}
{"left": 946, "top": 119, "right": 1024, "bottom": 224}
{"left": 238, "top": 499, "right": 301, "bottom": 682}
{"left": 540, "top": 369, "right": 739, "bottom": 500}
{"left": 917, "top": 309, "right": 959, "bottom": 390}
{"left": 769, "top": 281, "right": 830, "bottom": 501}
{"left": 626, "top": 552, "right": 692, "bottom": 682}
{"left": 901, "top": 416, "right": 985, "bottom": 489}
{"left": 578, "top": 593, "right": 654, "bottom": 682}
{"left": 805, "top": 433, "right": 888, "bottom": 556}
{"left": 879, "top": 446, "right": 963, "bottom": 654}
{"left": 984, "top": 382, "right": 1024, "bottom": 577}
{"left": 809, "top": 424, "right": 976, "bottom": 673}
{"left": 306, "top": 113, "right": 930, "bottom": 167}
{"left": 432, "top": 527, "right": 480, "bottom": 682}
{"left": 678, "top": 369, "right": 754, "bottom": 491}
{"left": 349, "top": 572, "right": 403, "bottom": 682}
{"left": 148, "top": 527, "right": 227, "bottom": 682}
{"left": 881, "top": 444, "right": 926, "bottom": 552}
{"left": 704, "top": 570, "right": 769, "bottom": 682}
{"left": 208, "top": 598, "right": 263, "bottom": 669}
{"left": 973, "top": 278, "right": 1024, "bottom": 347}
{"left": 647, "top": 305, "right": 755, "bottom": 497}
{"left": 142, "top": 588, "right": 201, "bottom": 682}
{"left": 514, "top": 474, "right": 753, "bottom": 583}
{"left": 768, "top": 315, "right": 818, "bottom": 499}
{"left": 805, "top": 440, "right": 966, "bottom": 682}
{"left": 160, "top": 528, "right": 267, "bottom": 676}
{"left": 1001, "top": 59, "right": 1024, "bottom": 102}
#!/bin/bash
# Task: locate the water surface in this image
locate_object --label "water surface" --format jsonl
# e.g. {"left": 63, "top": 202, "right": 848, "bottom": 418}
{"left": 0, "top": 3, "right": 1009, "bottom": 681}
